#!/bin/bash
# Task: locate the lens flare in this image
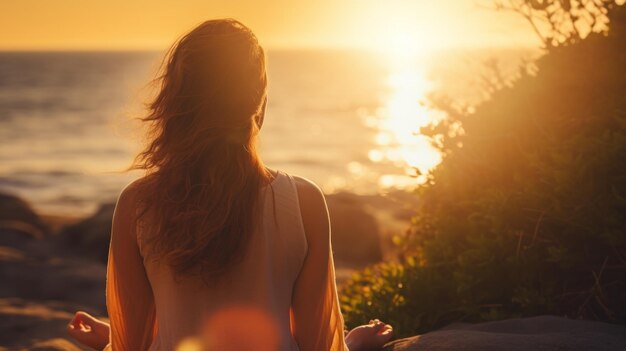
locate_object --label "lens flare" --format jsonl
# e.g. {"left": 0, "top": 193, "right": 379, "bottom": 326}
{"left": 200, "top": 306, "right": 280, "bottom": 351}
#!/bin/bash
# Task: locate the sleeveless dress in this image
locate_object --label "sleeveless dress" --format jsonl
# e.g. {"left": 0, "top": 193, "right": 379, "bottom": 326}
{"left": 104, "top": 171, "right": 349, "bottom": 351}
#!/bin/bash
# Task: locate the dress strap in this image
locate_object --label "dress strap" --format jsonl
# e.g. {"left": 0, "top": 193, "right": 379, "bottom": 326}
{"left": 264, "top": 170, "right": 308, "bottom": 275}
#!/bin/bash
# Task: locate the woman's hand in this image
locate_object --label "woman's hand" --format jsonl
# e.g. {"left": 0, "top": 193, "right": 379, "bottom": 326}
{"left": 345, "top": 319, "right": 394, "bottom": 351}
{"left": 67, "top": 311, "right": 111, "bottom": 351}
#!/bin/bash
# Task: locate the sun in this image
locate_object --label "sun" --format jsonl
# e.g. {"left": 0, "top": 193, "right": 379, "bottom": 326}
{"left": 385, "top": 32, "right": 422, "bottom": 61}
{"left": 373, "top": 22, "right": 433, "bottom": 64}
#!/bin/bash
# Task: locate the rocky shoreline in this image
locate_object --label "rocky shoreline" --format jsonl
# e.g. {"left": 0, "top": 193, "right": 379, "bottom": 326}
{"left": 1, "top": 193, "right": 106, "bottom": 350}
{"left": 2, "top": 191, "right": 625, "bottom": 350}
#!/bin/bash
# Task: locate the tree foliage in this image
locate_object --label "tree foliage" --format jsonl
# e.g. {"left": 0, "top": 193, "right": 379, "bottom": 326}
{"left": 492, "top": 0, "right": 622, "bottom": 48}
{"left": 340, "top": 4, "right": 626, "bottom": 338}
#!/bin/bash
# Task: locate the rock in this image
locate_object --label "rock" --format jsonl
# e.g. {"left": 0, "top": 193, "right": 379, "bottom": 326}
{"left": 326, "top": 192, "right": 383, "bottom": 266}
{"left": 0, "top": 193, "right": 50, "bottom": 242}
{"left": 0, "top": 224, "right": 107, "bottom": 307}
{"left": 382, "top": 316, "right": 626, "bottom": 351}
{"left": 58, "top": 203, "right": 115, "bottom": 263}
{"left": 0, "top": 229, "right": 106, "bottom": 349}
{"left": 0, "top": 298, "right": 93, "bottom": 350}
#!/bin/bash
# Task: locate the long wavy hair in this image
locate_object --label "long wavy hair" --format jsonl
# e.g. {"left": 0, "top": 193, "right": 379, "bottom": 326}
{"left": 131, "top": 19, "right": 271, "bottom": 281}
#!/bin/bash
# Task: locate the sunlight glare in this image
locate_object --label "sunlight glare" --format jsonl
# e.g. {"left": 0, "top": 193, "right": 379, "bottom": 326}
{"left": 369, "top": 48, "right": 444, "bottom": 188}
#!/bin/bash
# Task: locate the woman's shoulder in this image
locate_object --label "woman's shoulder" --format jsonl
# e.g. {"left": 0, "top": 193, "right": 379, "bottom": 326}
{"left": 284, "top": 173, "right": 330, "bottom": 244}
{"left": 115, "top": 176, "right": 153, "bottom": 211}
{"left": 290, "top": 174, "right": 323, "bottom": 197}
{"left": 278, "top": 172, "right": 325, "bottom": 206}
{"left": 119, "top": 176, "right": 147, "bottom": 197}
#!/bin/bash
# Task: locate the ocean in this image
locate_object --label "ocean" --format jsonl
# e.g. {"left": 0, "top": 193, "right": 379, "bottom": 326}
{"left": 0, "top": 49, "right": 534, "bottom": 216}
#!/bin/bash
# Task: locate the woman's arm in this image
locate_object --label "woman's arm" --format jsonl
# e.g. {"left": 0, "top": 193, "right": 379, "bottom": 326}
{"left": 290, "top": 177, "right": 349, "bottom": 351}
{"left": 67, "top": 181, "right": 156, "bottom": 350}
{"left": 290, "top": 177, "right": 393, "bottom": 351}
{"left": 104, "top": 181, "right": 157, "bottom": 351}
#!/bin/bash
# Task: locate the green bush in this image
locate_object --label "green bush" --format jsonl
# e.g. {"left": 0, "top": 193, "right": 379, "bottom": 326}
{"left": 340, "top": 6, "right": 626, "bottom": 338}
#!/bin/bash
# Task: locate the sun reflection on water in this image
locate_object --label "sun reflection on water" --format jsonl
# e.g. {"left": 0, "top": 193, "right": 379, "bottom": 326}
{"left": 368, "top": 56, "right": 444, "bottom": 188}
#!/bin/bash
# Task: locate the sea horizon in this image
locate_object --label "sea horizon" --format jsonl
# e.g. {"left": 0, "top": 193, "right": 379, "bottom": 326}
{"left": 0, "top": 47, "right": 537, "bottom": 216}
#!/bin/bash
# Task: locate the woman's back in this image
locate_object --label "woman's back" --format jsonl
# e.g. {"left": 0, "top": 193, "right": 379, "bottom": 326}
{"left": 142, "top": 170, "right": 306, "bottom": 350}
{"left": 105, "top": 170, "right": 350, "bottom": 351}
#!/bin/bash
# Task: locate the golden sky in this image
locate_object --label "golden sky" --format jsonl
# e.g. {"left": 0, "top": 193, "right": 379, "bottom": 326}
{"left": 0, "top": 0, "right": 539, "bottom": 51}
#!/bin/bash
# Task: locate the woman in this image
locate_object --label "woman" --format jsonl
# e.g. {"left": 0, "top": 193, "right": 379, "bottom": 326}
{"left": 67, "top": 19, "right": 393, "bottom": 351}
